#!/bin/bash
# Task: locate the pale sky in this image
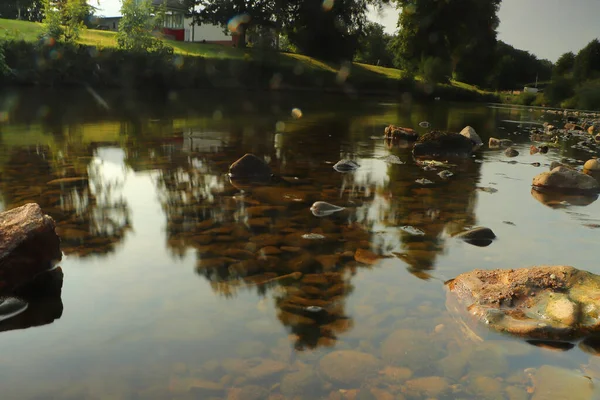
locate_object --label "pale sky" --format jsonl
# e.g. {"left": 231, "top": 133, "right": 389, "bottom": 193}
{"left": 98, "top": 0, "right": 600, "bottom": 62}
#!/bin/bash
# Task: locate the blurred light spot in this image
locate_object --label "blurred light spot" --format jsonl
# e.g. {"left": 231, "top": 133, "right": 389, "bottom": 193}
{"left": 322, "top": 0, "right": 334, "bottom": 11}
{"left": 270, "top": 73, "right": 282, "bottom": 89}
{"left": 168, "top": 91, "right": 178, "bottom": 102}
{"left": 213, "top": 110, "right": 223, "bottom": 120}
{"left": 37, "top": 105, "right": 50, "bottom": 118}
{"left": 243, "top": 101, "right": 254, "bottom": 112}
{"left": 291, "top": 108, "right": 302, "bottom": 119}
{"left": 49, "top": 49, "right": 61, "bottom": 60}
{"left": 173, "top": 55, "right": 184, "bottom": 69}
{"left": 275, "top": 121, "right": 285, "bottom": 132}
{"left": 293, "top": 64, "right": 304, "bottom": 75}
{"left": 336, "top": 63, "right": 351, "bottom": 84}
{"left": 85, "top": 85, "right": 110, "bottom": 110}
{"left": 274, "top": 133, "right": 283, "bottom": 148}
{"left": 401, "top": 92, "right": 412, "bottom": 105}
{"left": 405, "top": 4, "right": 416, "bottom": 14}
{"left": 0, "top": 112, "right": 8, "bottom": 123}
{"left": 227, "top": 14, "right": 251, "bottom": 33}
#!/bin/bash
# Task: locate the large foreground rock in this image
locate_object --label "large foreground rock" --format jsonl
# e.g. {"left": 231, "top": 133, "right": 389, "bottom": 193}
{"left": 459, "top": 126, "right": 483, "bottom": 149}
{"left": 412, "top": 131, "right": 474, "bottom": 158}
{"left": 446, "top": 266, "right": 600, "bottom": 340}
{"left": 532, "top": 166, "right": 600, "bottom": 193}
{"left": 0, "top": 203, "right": 62, "bottom": 296}
{"left": 228, "top": 153, "right": 272, "bottom": 180}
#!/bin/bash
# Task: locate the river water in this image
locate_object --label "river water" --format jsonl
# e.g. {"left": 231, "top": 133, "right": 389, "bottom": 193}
{"left": 1, "top": 89, "right": 599, "bottom": 399}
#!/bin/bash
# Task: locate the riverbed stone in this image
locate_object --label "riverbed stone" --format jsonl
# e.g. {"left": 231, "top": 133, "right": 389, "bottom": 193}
{"left": 459, "top": 126, "right": 483, "bottom": 148}
{"left": 403, "top": 376, "right": 450, "bottom": 398}
{"left": 504, "top": 147, "right": 519, "bottom": 157}
{"left": 531, "top": 365, "right": 594, "bottom": 400}
{"left": 280, "top": 369, "right": 320, "bottom": 397}
{"left": 412, "top": 131, "right": 475, "bottom": 158}
{"left": 0, "top": 203, "right": 62, "bottom": 296}
{"left": 453, "top": 227, "right": 496, "bottom": 247}
{"left": 584, "top": 159, "right": 600, "bottom": 171}
{"left": 318, "top": 351, "right": 380, "bottom": 385}
{"left": 533, "top": 166, "right": 600, "bottom": 193}
{"left": 446, "top": 265, "right": 600, "bottom": 339}
{"left": 229, "top": 153, "right": 272, "bottom": 179}
{"left": 381, "top": 329, "right": 442, "bottom": 369}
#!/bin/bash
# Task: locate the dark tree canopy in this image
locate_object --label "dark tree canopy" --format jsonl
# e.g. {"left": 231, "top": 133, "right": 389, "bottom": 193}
{"left": 390, "top": 0, "right": 501, "bottom": 85}
{"left": 573, "top": 39, "right": 600, "bottom": 82}
{"left": 487, "top": 41, "right": 552, "bottom": 90}
{"left": 354, "top": 21, "right": 394, "bottom": 67}
{"left": 0, "top": 0, "right": 44, "bottom": 22}
{"left": 554, "top": 51, "right": 575, "bottom": 77}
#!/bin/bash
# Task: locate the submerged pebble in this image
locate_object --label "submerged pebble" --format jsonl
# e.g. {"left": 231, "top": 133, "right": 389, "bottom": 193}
{"left": 419, "top": 121, "right": 431, "bottom": 128}
{"left": 333, "top": 159, "right": 360, "bottom": 172}
{"left": 400, "top": 226, "right": 425, "bottom": 236}
{"left": 310, "top": 201, "right": 345, "bottom": 217}
{"left": 301, "top": 233, "right": 326, "bottom": 240}
{"left": 415, "top": 178, "right": 434, "bottom": 185}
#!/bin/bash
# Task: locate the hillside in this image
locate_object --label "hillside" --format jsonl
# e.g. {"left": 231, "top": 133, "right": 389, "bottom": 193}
{"left": 0, "top": 18, "right": 495, "bottom": 101}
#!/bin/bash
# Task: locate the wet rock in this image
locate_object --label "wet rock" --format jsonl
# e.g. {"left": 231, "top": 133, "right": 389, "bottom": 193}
{"left": 531, "top": 365, "right": 594, "bottom": 400}
{"left": 504, "top": 147, "right": 519, "bottom": 157}
{"left": 436, "top": 354, "right": 468, "bottom": 380}
{"left": 223, "top": 248, "right": 255, "bottom": 260}
{"left": 310, "top": 201, "right": 345, "bottom": 217}
{"left": 258, "top": 246, "right": 281, "bottom": 256}
{"left": 0, "top": 203, "right": 62, "bottom": 296}
{"left": 187, "top": 379, "right": 224, "bottom": 396}
{"left": 505, "top": 386, "right": 529, "bottom": 400}
{"left": 438, "top": 170, "right": 453, "bottom": 179}
{"left": 489, "top": 137, "right": 501, "bottom": 148}
{"left": 404, "top": 376, "right": 450, "bottom": 398}
{"left": 378, "top": 366, "right": 413, "bottom": 382}
{"left": 533, "top": 166, "right": 600, "bottom": 193}
{"left": 319, "top": 351, "right": 380, "bottom": 385}
{"left": 584, "top": 158, "right": 600, "bottom": 171}
{"left": 0, "top": 297, "right": 28, "bottom": 322}
{"left": 280, "top": 369, "right": 320, "bottom": 397}
{"left": 468, "top": 376, "right": 502, "bottom": 399}
{"left": 381, "top": 329, "right": 442, "bottom": 369}
{"left": 530, "top": 145, "right": 540, "bottom": 155}
{"left": 412, "top": 131, "right": 474, "bottom": 158}
{"left": 459, "top": 126, "right": 483, "bottom": 149}
{"left": 453, "top": 227, "right": 496, "bottom": 247}
{"left": 446, "top": 265, "right": 600, "bottom": 339}
{"left": 354, "top": 248, "right": 383, "bottom": 265}
{"left": 244, "top": 359, "right": 288, "bottom": 381}
{"left": 250, "top": 234, "right": 283, "bottom": 248}
{"left": 384, "top": 125, "right": 418, "bottom": 141}
{"left": 333, "top": 159, "right": 360, "bottom": 172}
{"left": 227, "top": 385, "right": 269, "bottom": 400}
{"left": 228, "top": 153, "right": 272, "bottom": 179}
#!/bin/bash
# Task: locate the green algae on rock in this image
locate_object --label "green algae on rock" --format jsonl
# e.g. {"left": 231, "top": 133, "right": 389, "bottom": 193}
{"left": 446, "top": 266, "right": 600, "bottom": 340}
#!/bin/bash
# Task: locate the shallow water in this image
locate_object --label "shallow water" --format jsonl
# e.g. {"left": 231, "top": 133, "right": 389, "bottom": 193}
{"left": 1, "top": 89, "right": 600, "bottom": 399}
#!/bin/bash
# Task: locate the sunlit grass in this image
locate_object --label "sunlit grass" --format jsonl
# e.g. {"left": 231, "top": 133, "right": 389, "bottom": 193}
{"left": 0, "top": 18, "right": 494, "bottom": 96}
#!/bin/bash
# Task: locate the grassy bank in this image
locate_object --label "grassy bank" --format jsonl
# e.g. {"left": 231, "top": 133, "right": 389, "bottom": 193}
{"left": 0, "top": 18, "right": 498, "bottom": 102}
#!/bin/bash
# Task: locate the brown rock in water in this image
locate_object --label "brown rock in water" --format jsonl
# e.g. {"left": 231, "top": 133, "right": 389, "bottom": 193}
{"left": 446, "top": 265, "right": 600, "bottom": 340}
{"left": 354, "top": 248, "right": 382, "bottom": 265}
{"left": 584, "top": 158, "right": 600, "bottom": 171}
{"left": 318, "top": 350, "right": 380, "bottom": 385}
{"left": 384, "top": 125, "right": 418, "bottom": 141}
{"left": 0, "top": 203, "right": 62, "bottom": 296}
{"left": 459, "top": 126, "right": 483, "bottom": 149}
{"left": 531, "top": 365, "right": 594, "bottom": 400}
{"left": 453, "top": 227, "right": 496, "bottom": 247}
{"left": 228, "top": 153, "right": 272, "bottom": 179}
{"left": 533, "top": 166, "right": 600, "bottom": 193}
{"left": 412, "top": 131, "right": 474, "bottom": 158}
{"left": 504, "top": 147, "right": 519, "bottom": 157}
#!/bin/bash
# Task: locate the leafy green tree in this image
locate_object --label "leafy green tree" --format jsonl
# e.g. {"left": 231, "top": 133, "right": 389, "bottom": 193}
{"left": 487, "top": 41, "right": 552, "bottom": 90}
{"left": 354, "top": 22, "right": 393, "bottom": 66}
{"left": 41, "top": 0, "right": 64, "bottom": 40}
{"left": 545, "top": 76, "right": 574, "bottom": 105}
{"left": 573, "top": 39, "right": 600, "bottom": 82}
{"left": 391, "top": 0, "right": 501, "bottom": 85}
{"left": 117, "top": 0, "right": 171, "bottom": 53}
{"left": 554, "top": 51, "right": 575, "bottom": 77}
{"left": 40, "top": 0, "right": 89, "bottom": 42}
{"left": 0, "top": 0, "right": 44, "bottom": 21}
{"left": 190, "top": 0, "right": 277, "bottom": 48}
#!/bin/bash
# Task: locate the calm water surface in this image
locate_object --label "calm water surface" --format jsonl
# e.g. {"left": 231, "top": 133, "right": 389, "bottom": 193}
{"left": 1, "top": 89, "right": 599, "bottom": 399}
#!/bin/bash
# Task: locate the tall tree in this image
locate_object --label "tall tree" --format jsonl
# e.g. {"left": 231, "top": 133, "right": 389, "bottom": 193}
{"left": 391, "top": 0, "right": 501, "bottom": 85}
{"left": 554, "top": 51, "right": 575, "bottom": 77}
{"left": 573, "top": 39, "right": 600, "bottom": 82}
{"left": 0, "top": 0, "right": 44, "bottom": 22}
{"left": 190, "top": 0, "right": 277, "bottom": 48}
{"left": 355, "top": 22, "right": 393, "bottom": 66}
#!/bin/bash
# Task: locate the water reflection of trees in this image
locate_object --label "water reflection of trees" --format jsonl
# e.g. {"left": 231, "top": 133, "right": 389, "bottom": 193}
{"left": 0, "top": 145, "right": 131, "bottom": 257}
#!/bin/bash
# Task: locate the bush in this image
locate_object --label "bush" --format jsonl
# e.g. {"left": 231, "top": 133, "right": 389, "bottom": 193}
{"left": 574, "top": 80, "right": 600, "bottom": 110}
{"left": 512, "top": 92, "right": 537, "bottom": 106}
{"left": 545, "top": 77, "right": 575, "bottom": 105}
{"left": 117, "top": 0, "right": 172, "bottom": 53}
{"left": 420, "top": 56, "right": 451, "bottom": 84}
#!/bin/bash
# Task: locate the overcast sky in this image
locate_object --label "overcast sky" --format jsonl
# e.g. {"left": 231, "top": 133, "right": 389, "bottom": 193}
{"left": 98, "top": 0, "right": 600, "bottom": 62}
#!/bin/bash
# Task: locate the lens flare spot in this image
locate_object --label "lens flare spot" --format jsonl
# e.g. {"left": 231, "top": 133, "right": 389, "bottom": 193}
{"left": 275, "top": 121, "right": 286, "bottom": 132}
{"left": 291, "top": 108, "right": 303, "bottom": 119}
{"left": 213, "top": 110, "right": 223, "bottom": 120}
{"left": 227, "top": 14, "right": 251, "bottom": 34}
{"left": 173, "top": 56, "right": 184, "bottom": 69}
{"left": 336, "top": 63, "right": 351, "bottom": 83}
{"left": 0, "top": 112, "right": 8, "bottom": 123}
{"left": 322, "top": 0, "right": 334, "bottom": 11}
